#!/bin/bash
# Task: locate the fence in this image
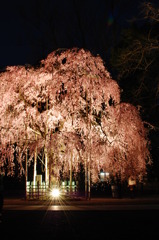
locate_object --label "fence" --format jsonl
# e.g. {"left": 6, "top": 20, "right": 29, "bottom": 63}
{"left": 26, "top": 180, "right": 78, "bottom": 199}
{"left": 26, "top": 181, "right": 49, "bottom": 199}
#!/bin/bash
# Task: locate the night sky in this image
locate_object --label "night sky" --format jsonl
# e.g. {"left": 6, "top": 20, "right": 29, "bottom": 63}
{"left": 0, "top": 0, "right": 143, "bottom": 70}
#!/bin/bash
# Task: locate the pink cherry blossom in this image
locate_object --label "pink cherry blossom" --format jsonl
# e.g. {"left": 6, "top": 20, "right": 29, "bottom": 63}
{"left": 0, "top": 48, "right": 151, "bottom": 183}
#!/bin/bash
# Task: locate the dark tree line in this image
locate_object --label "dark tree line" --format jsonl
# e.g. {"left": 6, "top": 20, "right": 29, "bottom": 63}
{"left": 110, "top": 1, "right": 159, "bottom": 180}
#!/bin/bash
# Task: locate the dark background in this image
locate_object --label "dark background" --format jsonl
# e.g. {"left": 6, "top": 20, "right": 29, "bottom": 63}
{"left": 0, "top": 0, "right": 147, "bottom": 68}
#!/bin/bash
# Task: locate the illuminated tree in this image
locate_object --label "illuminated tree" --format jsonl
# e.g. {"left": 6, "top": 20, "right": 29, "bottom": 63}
{"left": 0, "top": 48, "right": 151, "bottom": 197}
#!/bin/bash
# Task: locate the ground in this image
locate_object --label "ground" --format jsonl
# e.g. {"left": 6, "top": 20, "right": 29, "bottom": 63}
{"left": 1, "top": 196, "right": 159, "bottom": 240}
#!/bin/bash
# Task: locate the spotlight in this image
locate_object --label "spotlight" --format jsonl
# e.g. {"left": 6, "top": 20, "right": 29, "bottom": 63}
{"left": 50, "top": 188, "right": 60, "bottom": 198}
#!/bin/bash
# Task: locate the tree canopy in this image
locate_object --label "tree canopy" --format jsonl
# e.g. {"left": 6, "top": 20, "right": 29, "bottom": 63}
{"left": 0, "top": 48, "right": 151, "bottom": 182}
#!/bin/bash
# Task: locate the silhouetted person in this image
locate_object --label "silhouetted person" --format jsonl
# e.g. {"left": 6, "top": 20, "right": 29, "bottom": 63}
{"left": 128, "top": 176, "right": 136, "bottom": 199}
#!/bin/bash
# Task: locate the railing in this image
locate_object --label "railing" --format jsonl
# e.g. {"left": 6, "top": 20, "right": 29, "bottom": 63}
{"left": 26, "top": 182, "right": 49, "bottom": 199}
{"left": 26, "top": 181, "right": 78, "bottom": 199}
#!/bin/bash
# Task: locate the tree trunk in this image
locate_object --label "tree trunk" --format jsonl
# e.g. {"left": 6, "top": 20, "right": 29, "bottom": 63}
{"left": 25, "top": 148, "right": 28, "bottom": 200}
{"left": 70, "top": 151, "right": 73, "bottom": 195}
{"left": 44, "top": 147, "right": 49, "bottom": 187}
{"left": 85, "top": 158, "right": 88, "bottom": 199}
{"left": 88, "top": 158, "right": 91, "bottom": 200}
{"left": 33, "top": 146, "right": 37, "bottom": 187}
{"left": 33, "top": 133, "right": 38, "bottom": 189}
{"left": 45, "top": 96, "right": 49, "bottom": 188}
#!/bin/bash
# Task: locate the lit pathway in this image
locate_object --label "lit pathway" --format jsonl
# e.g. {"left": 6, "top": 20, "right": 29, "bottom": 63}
{"left": 3, "top": 204, "right": 159, "bottom": 211}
